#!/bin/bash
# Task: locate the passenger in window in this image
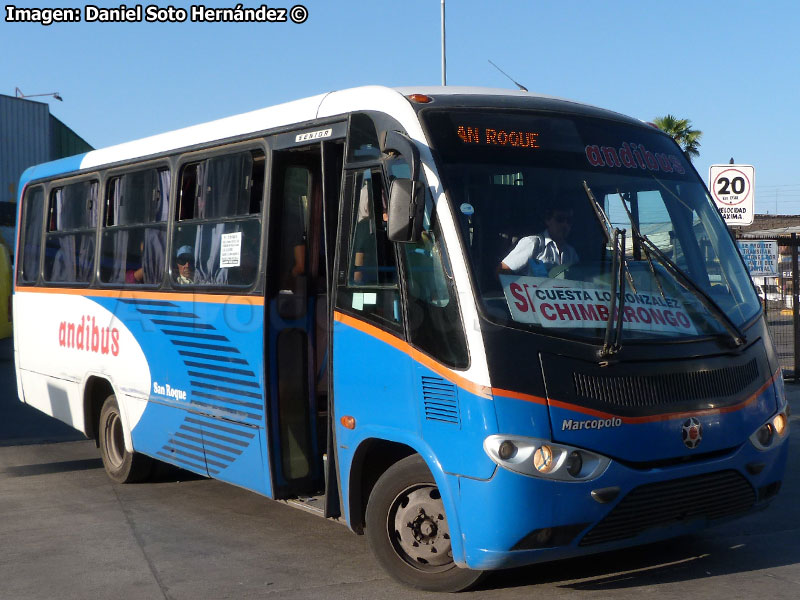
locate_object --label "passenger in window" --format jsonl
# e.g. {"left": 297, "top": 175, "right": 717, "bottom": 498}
{"left": 175, "top": 245, "right": 194, "bottom": 284}
{"left": 126, "top": 241, "right": 144, "bottom": 284}
{"left": 498, "top": 206, "right": 579, "bottom": 277}
{"left": 352, "top": 177, "right": 388, "bottom": 284}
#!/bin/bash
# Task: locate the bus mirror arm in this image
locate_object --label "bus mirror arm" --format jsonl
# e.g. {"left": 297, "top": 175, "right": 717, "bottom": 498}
{"left": 379, "top": 130, "right": 420, "bottom": 183}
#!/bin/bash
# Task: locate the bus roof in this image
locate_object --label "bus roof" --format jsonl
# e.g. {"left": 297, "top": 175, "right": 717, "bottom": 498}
{"left": 18, "top": 85, "right": 647, "bottom": 191}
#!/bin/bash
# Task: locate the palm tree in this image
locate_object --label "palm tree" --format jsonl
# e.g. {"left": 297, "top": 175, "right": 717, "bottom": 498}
{"left": 652, "top": 114, "right": 703, "bottom": 161}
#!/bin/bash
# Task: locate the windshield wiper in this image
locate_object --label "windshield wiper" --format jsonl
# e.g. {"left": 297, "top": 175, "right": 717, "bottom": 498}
{"left": 583, "top": 181, "right": 628, "bottom": 358}
{"left": 617, "top": 191, "right": 667, "bottom": 302}
{"left": 583, "top": 181, "right": 745, "bottom": 353}
{"left": 632, "top": 230, "right": 745, "bottom": 348}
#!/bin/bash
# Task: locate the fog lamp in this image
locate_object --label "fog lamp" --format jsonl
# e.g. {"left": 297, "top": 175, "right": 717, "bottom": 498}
{"left": 498, "top": 440, "right": 517, "bottom": 460}
{"left": 756, "top": 423, "right": 774, "bottom": 447}
{"left": 566, "top": 451, "right": 583, "bottom": 477}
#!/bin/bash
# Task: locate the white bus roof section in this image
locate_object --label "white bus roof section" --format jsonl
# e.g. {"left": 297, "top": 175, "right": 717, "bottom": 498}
{"left": 395, "top": 85, "right": 574, "bottom": 101}
{"left": 80, "top": 86, "right": 430, "bottom": 170}
{"left": 80, "top": 92, "right": 329, "bottom": 169}
{"left": 78, "top": 85, "right": 619, "bottom": 171}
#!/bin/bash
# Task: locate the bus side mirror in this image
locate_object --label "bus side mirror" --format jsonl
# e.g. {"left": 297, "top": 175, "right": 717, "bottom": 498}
{"left": 387, "top": 178, "right": 425, "bottom": 243}
{"left": 380, "top": 130, "right": 425, "bottom": 243}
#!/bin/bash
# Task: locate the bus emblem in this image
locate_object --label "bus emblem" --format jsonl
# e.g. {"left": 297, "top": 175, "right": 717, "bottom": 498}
{"left": 682, "top": 417, "right": 703, "bottom": 449}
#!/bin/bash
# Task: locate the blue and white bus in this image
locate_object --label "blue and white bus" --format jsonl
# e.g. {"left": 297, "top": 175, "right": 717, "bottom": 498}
{"left": 13, "top": 86, "right": 789, "bottom": 591}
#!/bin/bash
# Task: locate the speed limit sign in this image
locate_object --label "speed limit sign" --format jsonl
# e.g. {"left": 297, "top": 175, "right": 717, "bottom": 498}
{"left": 709, "top": 164, "right": 755, "bottom": 225}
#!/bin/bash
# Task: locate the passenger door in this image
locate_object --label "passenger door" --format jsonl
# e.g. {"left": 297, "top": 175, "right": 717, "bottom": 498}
{"left": 266, "top": 132, "right": 344, "bottom": 501}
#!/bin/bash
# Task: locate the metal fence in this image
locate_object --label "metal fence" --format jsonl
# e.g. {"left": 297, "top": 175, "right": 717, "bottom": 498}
{"left": 738, "top": 232, "right": 800, "bottom": 379}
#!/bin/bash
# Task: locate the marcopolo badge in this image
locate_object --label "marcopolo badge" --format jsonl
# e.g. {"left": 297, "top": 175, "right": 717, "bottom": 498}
{"left": 682, "top": 417, "right": 703, "bottom": 449}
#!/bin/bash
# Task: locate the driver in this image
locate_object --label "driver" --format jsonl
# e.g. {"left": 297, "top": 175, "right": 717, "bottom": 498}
{"left": 498, "top": 206, "right": 579, "bottom": 276}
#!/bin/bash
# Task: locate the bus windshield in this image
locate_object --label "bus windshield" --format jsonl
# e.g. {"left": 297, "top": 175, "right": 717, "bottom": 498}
{"left": 423, "top": 109, "right": 761, "bottom": 343}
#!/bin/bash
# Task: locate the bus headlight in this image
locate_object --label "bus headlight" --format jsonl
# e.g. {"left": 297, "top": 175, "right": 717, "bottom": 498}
{"left": 750, "top": 412, "right": 790, "bottom": 451}
{"left": 484, "top": 435, "right": 611, "bottom": 481}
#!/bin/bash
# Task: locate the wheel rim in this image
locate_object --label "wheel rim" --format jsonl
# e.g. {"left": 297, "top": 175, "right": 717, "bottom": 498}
{"left": 387, "top": 483, "right": 454, "bottom": 572}
{"left": 104, "top": 411, "right": 125, "bottom": 469}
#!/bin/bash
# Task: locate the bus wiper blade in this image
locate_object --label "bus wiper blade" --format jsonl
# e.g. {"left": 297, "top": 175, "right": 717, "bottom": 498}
{"left": 583, "top": 181, "right": 627, "bottom": 358}
{"left": 583, "top": 181, "right": 636, "bottom": 293}
{"left": 616, "top": 191, "right": 667, "bottom": 302}
{"left": 601, "top": 228, "right": 628, "bottom": 358}
{"left": 636, "top": 233, "right": 746, "bottom": 347}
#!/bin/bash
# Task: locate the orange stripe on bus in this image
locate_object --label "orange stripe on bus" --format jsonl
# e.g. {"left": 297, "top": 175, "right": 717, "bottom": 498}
{"left": 333, "top": 311, "right": 492, "bottom": 399}
{"left": 14, "top": 285, "right": 265, "bottom": 306}
{"left": 491, "top": 388, "right": 548, "bottom": 406}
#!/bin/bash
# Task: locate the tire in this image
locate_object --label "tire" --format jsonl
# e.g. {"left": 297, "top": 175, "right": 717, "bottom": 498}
{"left": 98, "top": 395, "right": 153, "bottom": 483}
{"left": 365, "top": 455, "right": 485, "bottom": 592}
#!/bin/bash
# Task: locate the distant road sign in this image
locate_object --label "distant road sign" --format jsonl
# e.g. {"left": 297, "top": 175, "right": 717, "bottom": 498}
{"left": 709, "top": 164, "right": 755, "bottom": 226}
{"left": 737, "top": 240, "right": 777, "bottom": 276}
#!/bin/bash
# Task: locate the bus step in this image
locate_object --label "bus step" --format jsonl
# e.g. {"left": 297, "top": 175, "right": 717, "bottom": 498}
{"left": 282, "top": 494, "right": 328, "bottom": 518}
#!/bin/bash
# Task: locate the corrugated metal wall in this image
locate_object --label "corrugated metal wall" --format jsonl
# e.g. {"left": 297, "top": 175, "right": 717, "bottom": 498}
{"left": 50, "top": 114, "right": 92, "bottom": 159}
{"left": 0, "top": 95, "right": 51, "bottom": 205}
{"left": 0, "top": 94, "right": 93, "bottom": 250}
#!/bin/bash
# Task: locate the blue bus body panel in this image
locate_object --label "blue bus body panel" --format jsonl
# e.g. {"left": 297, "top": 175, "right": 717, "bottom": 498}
{"left": 332, "top": 316, "right": 500, "bottom": 563}
{"left": 493, "top": 394, "right": 552, "bottom": 439}
{"left": 88, "top": 294, "right": 270, "bottom": 496}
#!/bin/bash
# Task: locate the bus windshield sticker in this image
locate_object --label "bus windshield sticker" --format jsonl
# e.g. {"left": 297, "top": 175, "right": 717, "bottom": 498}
{"left": 499, "top": 274, "right": 698, "bottom": 335}
{"left": 352, "top": 292, "right": 364, "bottom": 311}
{"left": 220, "top": 232, "right": 242, "bottom": 268}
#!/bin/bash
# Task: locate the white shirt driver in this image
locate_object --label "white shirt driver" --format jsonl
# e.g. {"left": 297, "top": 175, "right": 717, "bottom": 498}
{"left": 502, "top": 230, "right": 579, "bottom": 275}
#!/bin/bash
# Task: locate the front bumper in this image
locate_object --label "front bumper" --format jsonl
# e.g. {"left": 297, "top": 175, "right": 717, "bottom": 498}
{"left": 454, "top": 435, "right": 789, "bottom": 570}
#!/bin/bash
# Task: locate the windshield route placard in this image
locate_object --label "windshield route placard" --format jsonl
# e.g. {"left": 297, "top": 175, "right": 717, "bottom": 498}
{"left": 500, "top": 275, "right": 698, "bottom": 335}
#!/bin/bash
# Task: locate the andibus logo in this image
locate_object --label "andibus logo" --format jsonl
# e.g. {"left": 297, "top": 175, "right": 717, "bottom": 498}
{"left": 58, "top": 316, "right": 120, "bottom": 356}
{"left": 585, "top": 142, "right": 686, "bottom": 175}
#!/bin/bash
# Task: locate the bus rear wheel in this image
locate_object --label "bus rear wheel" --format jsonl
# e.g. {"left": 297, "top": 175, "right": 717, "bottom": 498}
{"left": 98, "top": 395, "right": 153, "bottom": 484}
{"left": 365, "top": 454, "right": 484, "bottom": 592}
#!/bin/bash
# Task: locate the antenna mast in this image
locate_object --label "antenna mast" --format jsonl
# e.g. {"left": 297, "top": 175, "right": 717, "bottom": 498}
{"left": 488, "top": 60, "right": 528, "bottom": 91}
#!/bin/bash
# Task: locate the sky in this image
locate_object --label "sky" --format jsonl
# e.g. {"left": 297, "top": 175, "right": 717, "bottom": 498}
{"left": 3, "top": 0, "right": 799, "bottom": 214}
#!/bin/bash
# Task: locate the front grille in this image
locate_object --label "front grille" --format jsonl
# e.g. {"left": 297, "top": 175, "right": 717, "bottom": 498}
{"left": 580, "top": 470, "right": 756, "bottom": 546}
{"left": 573, "top": 358, "right": 759, "bottom": 411}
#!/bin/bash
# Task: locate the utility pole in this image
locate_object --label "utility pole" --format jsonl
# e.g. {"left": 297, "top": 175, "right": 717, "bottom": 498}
{"left": 441, "top": 0, "right": 446, "bottom": 85}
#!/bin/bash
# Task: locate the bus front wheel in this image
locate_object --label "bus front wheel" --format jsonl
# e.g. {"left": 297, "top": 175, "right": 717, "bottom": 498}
{"left": 365, "top": 454, "right": 484, "bottom": 592}
{"left": 98, "top": 395, "right": 153, "bottom": 484}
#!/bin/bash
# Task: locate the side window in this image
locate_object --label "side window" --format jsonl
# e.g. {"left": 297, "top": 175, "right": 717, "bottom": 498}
{"left": 18, "top": 186, "right": 44, "bottom": 284}
{"left": 347, "top": 113, "right": 382, "bottom": 161}
{"left": 44, "top": 180, "right": 98, "bottom": 284}
{"left": 401, "top": 212, "right": 469, "bottom": 368}
{"left": 340, "top": 168, "right": 401, "bottom": 328}
{"left": 172, "top": 149, "right": 264, "bottom": 287}
{"left": 100, "top": 167, "right": 170, "bottom": 285}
